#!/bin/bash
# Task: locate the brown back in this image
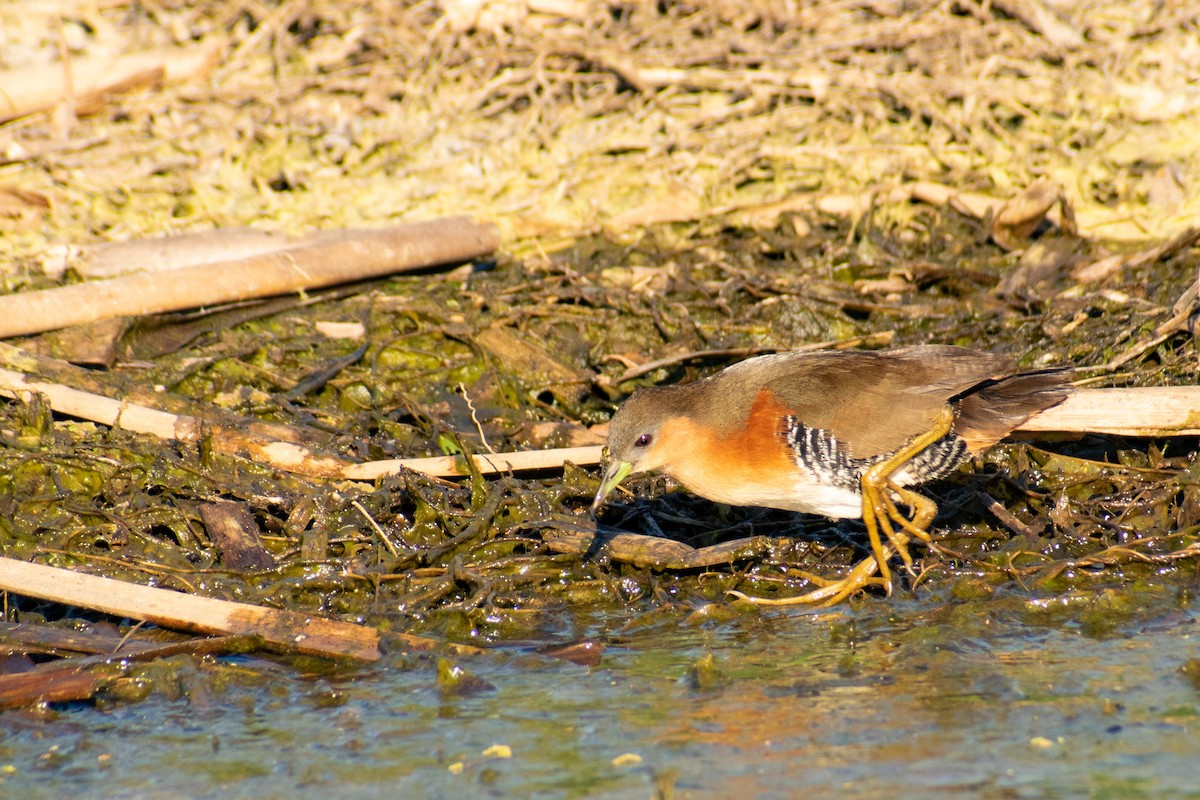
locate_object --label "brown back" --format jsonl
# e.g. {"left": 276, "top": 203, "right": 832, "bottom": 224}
{"left": 686, "top": 346, "right": 1068, "bottom": 458}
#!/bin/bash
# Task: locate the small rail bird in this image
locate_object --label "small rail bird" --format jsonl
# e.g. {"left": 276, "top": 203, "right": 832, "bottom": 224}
{"left": 592, "top": 345, "right": 1070, "bottom": 605}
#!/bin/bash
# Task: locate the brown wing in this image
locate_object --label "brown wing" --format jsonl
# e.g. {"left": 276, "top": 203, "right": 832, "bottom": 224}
{"left": 718, "top": 346, "right": 1024, "bottom": 459}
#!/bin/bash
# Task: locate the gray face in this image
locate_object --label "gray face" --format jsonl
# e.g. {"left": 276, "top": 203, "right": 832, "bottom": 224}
{"left": 592, "top": 387, "right": 678, "bottom": 511}
{"left": 603, "top": 388, "right": 669, "bottom": 466}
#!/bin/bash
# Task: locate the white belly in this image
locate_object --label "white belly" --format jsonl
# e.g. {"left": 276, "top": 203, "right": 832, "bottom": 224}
{"left": 768, "top": 478, "right": 863, "bottom": 519}
{"left": 679, "top": 471, "right": 864, "bottom": 519}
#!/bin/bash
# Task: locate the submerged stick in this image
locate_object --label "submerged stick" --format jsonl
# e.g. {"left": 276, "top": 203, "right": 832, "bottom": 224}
{"left": 0, "top": 557, "right": 381, "bottom": 661}
{"left": 0, "top": 217, "right": 498, "bottom": 338}
{"left": 0, "top": 668, "right": 105, "bottom": 710}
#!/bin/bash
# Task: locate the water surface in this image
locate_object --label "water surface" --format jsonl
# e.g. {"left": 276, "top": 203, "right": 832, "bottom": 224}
{"left": 3, "top": 593, "right": 1198, "bottom": 799}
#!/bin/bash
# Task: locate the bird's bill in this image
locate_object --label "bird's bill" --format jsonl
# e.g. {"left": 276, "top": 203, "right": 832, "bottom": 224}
{"left": 592, "top": 460, "right": 633, "bottom": 512}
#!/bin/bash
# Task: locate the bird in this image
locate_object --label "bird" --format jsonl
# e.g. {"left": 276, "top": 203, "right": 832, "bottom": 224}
{"left": 592, "top": 345, "right": 1070, "bottom": 605}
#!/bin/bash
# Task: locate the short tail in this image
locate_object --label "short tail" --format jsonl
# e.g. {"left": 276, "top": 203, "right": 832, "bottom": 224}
{"left": 954, "top": 368, "right": 1071, "bottom": 451}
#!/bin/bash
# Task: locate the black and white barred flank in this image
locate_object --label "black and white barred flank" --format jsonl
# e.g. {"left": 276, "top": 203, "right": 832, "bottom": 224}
{"left": 781, "top": 416, "right": 970, "bottom": 493}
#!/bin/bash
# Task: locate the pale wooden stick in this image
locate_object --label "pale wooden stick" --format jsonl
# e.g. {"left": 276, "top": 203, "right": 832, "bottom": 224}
{"left": 341, "top": 446, "right": 606, "bottom": 480}
{"left": 0, "top": 44, "right": 218, "bottom": 124}
{"left": 42, "top": 228, "right": 312, "bottom": 280}
{"left": 0, "top": 217, "right": 498, "bottom": 338}
{"left": 0, "top": 368, "right": 352, "bottom": 477}
{"left": 345, "top": 387, "right": 1200, "bottom": 478}
{"left": 1, "top": 370, "right": 1196, "bottom": 480}
{"left": 0, "top": 368, "right": 196, "bottom": 441}
{"left": 1017, "top": 386, "right": 1200, "bottom": 437}
{"left": 42, "top": 226, "right": 464, "bottom": 280}
{"left": 0, "top": 557, "right": 379, "bottom": 661}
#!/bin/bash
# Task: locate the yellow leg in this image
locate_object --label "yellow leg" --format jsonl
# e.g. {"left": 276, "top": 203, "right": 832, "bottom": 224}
{"left": 727, "top": 406, "right": 954, "bottom": 607}
{"left": 860, "top": 473, "right": 897, "bottom": 590}
{"left": 886, "top": 481, "right": 938, "bottom": 544}
{"left": 726, "top": 545, "right": 893, "bottom": 607}
{"left": 859, "top": 405, "right": 954, "bottom": 588}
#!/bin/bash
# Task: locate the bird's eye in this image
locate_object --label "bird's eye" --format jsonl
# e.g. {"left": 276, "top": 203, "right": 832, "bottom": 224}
{"left": 635, "top": 433, "right": 653, "bottom": 447}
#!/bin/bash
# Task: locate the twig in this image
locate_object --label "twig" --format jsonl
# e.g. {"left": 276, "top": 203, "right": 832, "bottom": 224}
{"left": 0, "top": 366, "right": 353, "bottom": 477}
{"left": 0, "top": 557, "right": 380, "bottom": 661}
{"left": 420, "top": 479, "right": 511, "bottom": 563}
{"left": 342, "top": 446, "right": 605, "bottom": 480}
{"left": 0, "top": 43, "right": 218, "bottom": 124}
{"left": 977, "top": 492, "right": 1041, "bottom": 538}
{"left": 1091, "top": 272, "right": 1198, "bottom": 371}
{"left": 351, "top": 499, "right": 401, "bottom": 558}
{"left": 0, "top": 217, "right": 499, "bottom": 338}
{"left": 3, "top": 357, "right": 1197, "bottom": 481}
{"left": 459, "top": 382, "right": 497, "bottom": 454}
{"left": 0, "top": 667, "right": 104, "bottom": 709}
{"left": 990, "top": 0, "right": 1083, "bottom": 50}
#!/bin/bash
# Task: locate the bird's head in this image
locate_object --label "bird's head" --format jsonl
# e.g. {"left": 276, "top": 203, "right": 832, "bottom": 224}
{"left": 592, "top": 386, "right": 684, "bottom": 512}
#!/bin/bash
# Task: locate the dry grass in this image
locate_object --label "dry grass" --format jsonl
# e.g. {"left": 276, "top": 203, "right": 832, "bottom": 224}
{"left": 1, "top": 0, "right": 1198, "bottom": 261}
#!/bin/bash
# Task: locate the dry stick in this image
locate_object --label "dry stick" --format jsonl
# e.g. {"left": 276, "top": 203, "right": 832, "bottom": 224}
{"left": 349, "top": 387, "right": 1200, "bottom": 478}
{"left": 342, "top": 446, "right": 606, "bottom": 480}
{"left": 0, "top": 368, "right": 1197, "bottom": 479}
{"left": 0, "top": 217, "right": 499, "bottom": 338}
{"left": 1016, "top": 386, "right": 1200, "bottom": 437}
{"left": 0, "top": 668, "right": 103, "bottom": 710}
{"left": 0, "top": 341, "right": 339, "bottom": 452}
{"left": 0, "top": 366, "right": 355, "bottom": 477}
{"left": 47, "top": 228, "right": 334, "bottom": 280}
{"left": 0, "top": 43, "right": 218, "bottom": 124}
{"left": 0, "top": 557, "right": 380, "bottom": 661}
{"left": 0, "top": 367, "right": 194, "bottom": 439}
{"left": 991, "top": 0, "right": 1084, "bottom": 50}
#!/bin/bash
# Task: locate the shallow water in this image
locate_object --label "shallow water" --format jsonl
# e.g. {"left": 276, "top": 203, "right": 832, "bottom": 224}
{"left": 3, "top": 593, "right": 1199, "bottom": 800}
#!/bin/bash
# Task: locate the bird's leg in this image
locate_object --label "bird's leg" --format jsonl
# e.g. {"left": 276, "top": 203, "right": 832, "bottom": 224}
{"left": 859, "top": 475, "right": 896, "bottom": 592}
{"left": 859, "top": 406, "right": 955, "bottom": 576}
{"left": 726, "top": 548, "right": 893, "bottom": 607}
{"left": 727, "top": 408, "right": 954, "bottom": 608}
{"left": 884, "top": 481, "right": 938, "bottom": 543}
{"left": 746, "top": 484, "right": 907, "bottom": 605}
{"left": 729, "top": 512, "right": 910, "bottom": 607}
{"left": 877, "top": 482, "right": 939, "bottom": 576}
